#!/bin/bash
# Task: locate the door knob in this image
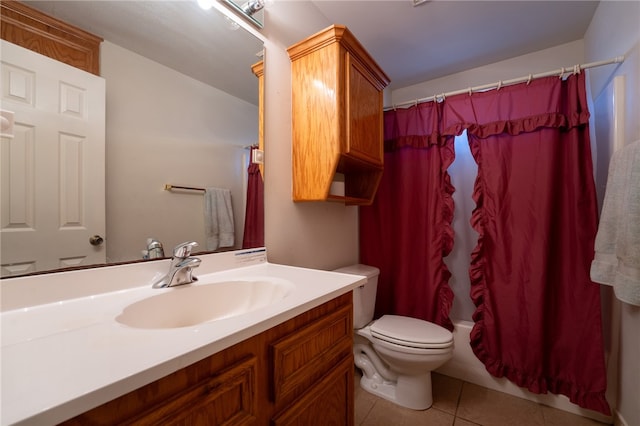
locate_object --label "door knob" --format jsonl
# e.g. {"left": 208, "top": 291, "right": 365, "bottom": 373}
{"left": 89, "top": 235, "right": 104, "bottom": 246}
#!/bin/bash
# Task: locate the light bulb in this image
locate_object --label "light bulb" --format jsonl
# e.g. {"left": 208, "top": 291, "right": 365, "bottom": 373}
{"left": 197, "top": 0, "right": 215, "bottom": 10}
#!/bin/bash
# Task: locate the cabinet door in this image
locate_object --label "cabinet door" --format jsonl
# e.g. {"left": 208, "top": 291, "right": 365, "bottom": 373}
{"left": 345, "top": 53, "right": 384, "bottom": 166}
{"left": 271, "top": 356, "right": 354, "bottom": 426}
{"left": 271, "top": 304, "right": 352, "bottom": 401}
{"left": 129, "top": 356, "right": 258, "bottom": 426}
{"left": 61, "top": 356, "right": 258, "bottom": 426}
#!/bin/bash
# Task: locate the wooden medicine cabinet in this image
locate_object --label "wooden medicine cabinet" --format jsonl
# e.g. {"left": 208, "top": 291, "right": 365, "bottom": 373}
{"left": 288, "top": 24, "right": 390, "bottom": 206}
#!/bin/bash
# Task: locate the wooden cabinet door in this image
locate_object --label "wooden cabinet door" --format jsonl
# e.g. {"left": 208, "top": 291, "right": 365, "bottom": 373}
{"left": 271, "top": 304, "right": 352, "bottom": 401}
{"left": 60, "top": 356, "right": 258, "bottom": 426}
{"left": 132, "top": 357, "right": 258, "bottom": 426}
{"left": 344, "top": 53, "right": 384, "bottom": 166}
{"left": 271, "top": 356, "right": 354, "bottom": 426}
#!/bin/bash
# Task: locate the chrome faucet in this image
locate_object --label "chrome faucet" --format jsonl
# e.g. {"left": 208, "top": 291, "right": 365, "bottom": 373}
{"left": 153, "top": 241, "right": 201, "bottom": 288}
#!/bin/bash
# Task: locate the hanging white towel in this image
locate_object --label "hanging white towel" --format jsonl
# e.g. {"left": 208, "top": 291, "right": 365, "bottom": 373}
{"left": 204, "top": 188, "right": 235, "bottom": 251}
{"left": 591, "top": 140, "right": 640, "bottom": 306}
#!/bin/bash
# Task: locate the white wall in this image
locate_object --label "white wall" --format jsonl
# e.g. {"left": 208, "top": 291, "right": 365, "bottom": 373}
{"left": 584, "top": 3, "right": 640, "bottom": 426}
{"left": 391, "top": 40, "right": 585, "bottom": 106}
{"left": 101, "top": 42, "right": 258, "bottom": 262}
{"left": 261, "top": 3, "right": 360, "bottom": 270}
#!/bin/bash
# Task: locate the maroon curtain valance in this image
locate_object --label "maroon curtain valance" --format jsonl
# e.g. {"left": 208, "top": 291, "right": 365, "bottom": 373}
{"left": 441, "top": 74, "right": 591, "bottom": 138}
{"left": 384, "top": 74, "right": 590, "bottom": 146}
{"left": 384, "top": 101, "right": 443, "bottom": 150}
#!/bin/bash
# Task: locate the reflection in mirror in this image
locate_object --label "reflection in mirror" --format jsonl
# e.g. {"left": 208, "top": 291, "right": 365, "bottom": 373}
{"left": 0, "top": 1, "right": 264, "bottom": 278}
{"left": 221, "top": 0, "right": 265, "bottom": 28}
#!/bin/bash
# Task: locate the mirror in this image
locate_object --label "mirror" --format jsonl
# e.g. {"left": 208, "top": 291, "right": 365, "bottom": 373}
{"left": 222, "top": 0, "right": 265, "bottom": 29}
{"left": 1, "top": 1, "right": 264, "bottom": 277}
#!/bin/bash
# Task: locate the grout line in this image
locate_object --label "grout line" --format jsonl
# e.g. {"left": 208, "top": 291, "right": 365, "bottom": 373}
{"left": 454, "top": 381, "right": 485, "bottom": 426}
{"left": 360, "top": 399, "right": 376, "bottom": 425}
{"left": 454, "top": 380, "right": 466, "bottom": 418}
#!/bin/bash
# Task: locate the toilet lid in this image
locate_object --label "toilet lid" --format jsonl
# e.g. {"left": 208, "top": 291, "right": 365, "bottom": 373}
{"left": 370, "top": 315, "right": 453, "bottom": 349}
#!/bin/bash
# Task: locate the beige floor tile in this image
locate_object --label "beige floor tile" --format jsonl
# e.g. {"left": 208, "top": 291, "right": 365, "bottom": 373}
{"left": 361, "top": 398, "right": 455, "bottom": 426}
{"left": 432, "top": 372, "right": 464, "bottom": 415}
{"left": 540, "top": 405, "right": 611, "bottom": 426}
{"left": 454, "top": 418, "right": 482, "bottom": 426}
{"left": 457, "top": 382, "right": 545, "bottom": 426}
{"left": 354, "top": 370, "right": 610, "bottom": 426}
{"left": 354, "top": 379, "right": 378, "bottom": 425}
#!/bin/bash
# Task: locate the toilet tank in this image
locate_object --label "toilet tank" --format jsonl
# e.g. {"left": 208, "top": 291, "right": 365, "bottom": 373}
{"left": 334, "top": 264, "right": 379, "bottom": 329}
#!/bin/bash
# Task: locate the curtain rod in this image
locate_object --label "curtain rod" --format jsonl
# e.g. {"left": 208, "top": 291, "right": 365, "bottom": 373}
{"left": 384, "top": 55, "right": 625, "bottom": 111}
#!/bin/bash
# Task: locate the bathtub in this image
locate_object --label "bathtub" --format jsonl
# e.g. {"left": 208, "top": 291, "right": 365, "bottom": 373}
{"left": 435, "top": 320, "right": 612, "bottom": 424}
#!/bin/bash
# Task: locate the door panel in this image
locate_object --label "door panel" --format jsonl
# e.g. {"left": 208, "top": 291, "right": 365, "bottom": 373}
{"left": 1, "top": 40, "right": 105, "bottom": 276}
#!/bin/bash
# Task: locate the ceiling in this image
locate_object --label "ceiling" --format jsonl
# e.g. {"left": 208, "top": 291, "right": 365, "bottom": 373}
{"left": 312, "top": 1, "right": 600, "bottom": 90}
{"left": 22, "top": 1, "right": 600, "bottom": 103}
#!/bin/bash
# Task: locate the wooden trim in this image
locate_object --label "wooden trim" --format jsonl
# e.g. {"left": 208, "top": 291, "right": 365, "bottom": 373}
{"left": 252, "top": 60, "right": 265, "bottom": 178}
{"left": 1, "top": 0, "right": 102, "bottom": 75}
{"left": 287, "top": 24, "right": 389, "bottom": 87}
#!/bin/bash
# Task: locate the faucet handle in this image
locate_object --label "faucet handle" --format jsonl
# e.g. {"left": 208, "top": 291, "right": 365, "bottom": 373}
{"left": 173, "top": 241, "right": 198, "bottom": 258}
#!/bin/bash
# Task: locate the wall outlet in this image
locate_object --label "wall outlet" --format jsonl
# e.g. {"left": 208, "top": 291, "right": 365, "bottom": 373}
{"left": 251, "top": 148, "right": 264, "bottom": 164}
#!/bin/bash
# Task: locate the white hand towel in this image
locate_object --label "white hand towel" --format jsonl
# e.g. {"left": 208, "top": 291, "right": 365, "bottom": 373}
{"left": 591, "top": 140, "right": 640, "bottom": 306}
{"left": 204, "top": 188, "right": 235, "bottom": 251}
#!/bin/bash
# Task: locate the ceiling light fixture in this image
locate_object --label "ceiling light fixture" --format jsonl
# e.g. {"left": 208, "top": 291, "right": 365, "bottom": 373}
{"left": 241, "top": 0, "right": 265, "bottom": 16}
{"left": 413, "top": 0, "right": 430, "bottom": 6}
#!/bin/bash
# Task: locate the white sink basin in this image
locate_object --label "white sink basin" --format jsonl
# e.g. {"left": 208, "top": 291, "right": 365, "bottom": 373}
{"left": 116, "top": 277, "right": 295, "bottom": 329}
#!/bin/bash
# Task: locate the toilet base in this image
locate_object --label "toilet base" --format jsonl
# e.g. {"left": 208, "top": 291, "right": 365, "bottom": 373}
{"left": 359, "top": 370, "right": 433, "bottom": 410}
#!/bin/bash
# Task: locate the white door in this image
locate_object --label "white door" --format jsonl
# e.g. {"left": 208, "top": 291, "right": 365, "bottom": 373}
{"left": 1, "top": 40, "right": 106, "bottom": 277}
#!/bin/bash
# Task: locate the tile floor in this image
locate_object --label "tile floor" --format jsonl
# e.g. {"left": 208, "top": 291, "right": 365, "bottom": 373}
{"left": 354, "top": 371, "right": 611, "bottom": 426}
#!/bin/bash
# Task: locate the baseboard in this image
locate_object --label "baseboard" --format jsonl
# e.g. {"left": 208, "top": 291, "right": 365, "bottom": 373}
{"left": 437, "top": 320, "right": 613, "bottom": 424}
{"left": 614, "top": 411, "right": 628, "bottom": 426}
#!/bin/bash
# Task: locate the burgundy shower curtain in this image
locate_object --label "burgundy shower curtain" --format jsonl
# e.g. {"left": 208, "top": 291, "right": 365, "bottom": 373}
{"left": 441, "top": 74, "right": 609, "bottom": 414}
{"left": 360, "top": 72, "right": 609, "bottom": 414}
{"left": 360, "top": 102, "right": 455, "bottom": 330}
{"left": 242, "top": 147, "right": 264, "bottom": 249}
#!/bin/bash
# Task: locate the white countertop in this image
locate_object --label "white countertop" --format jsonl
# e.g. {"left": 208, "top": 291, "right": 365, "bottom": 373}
{"left": 0, "top": 249, "right": 365, "bottom": 425}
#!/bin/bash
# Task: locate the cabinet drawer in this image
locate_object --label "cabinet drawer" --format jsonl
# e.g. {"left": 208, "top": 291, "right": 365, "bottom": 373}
{"left": 271, "top": 303, "right": 352, "bottom": 401}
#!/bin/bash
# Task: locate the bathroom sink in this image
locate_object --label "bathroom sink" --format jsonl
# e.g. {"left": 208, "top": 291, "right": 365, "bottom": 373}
{"left": 116, "top": 277, "right": 294, "bottom": 329}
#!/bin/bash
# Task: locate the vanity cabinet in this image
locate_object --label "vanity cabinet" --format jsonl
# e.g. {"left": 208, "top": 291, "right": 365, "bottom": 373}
{"left": 58, "top": 292, "right": 354, "bottom": 426}
{"left": 288, "top": 24, "right": 390, "bottom": 206}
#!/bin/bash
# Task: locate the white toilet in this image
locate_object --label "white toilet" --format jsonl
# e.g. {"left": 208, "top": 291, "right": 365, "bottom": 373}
{"left": 335, "top": 264, "right": 453, "bottom": 410}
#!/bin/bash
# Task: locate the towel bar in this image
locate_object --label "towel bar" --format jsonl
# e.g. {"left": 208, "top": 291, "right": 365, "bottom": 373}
{"left": 164, "top": 184, "right": 206, "bottom": 192}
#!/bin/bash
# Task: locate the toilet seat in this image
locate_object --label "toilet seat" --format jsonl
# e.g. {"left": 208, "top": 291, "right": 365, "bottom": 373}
{"left": 370, "top": 315, "right": 453, "bottom": 349}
